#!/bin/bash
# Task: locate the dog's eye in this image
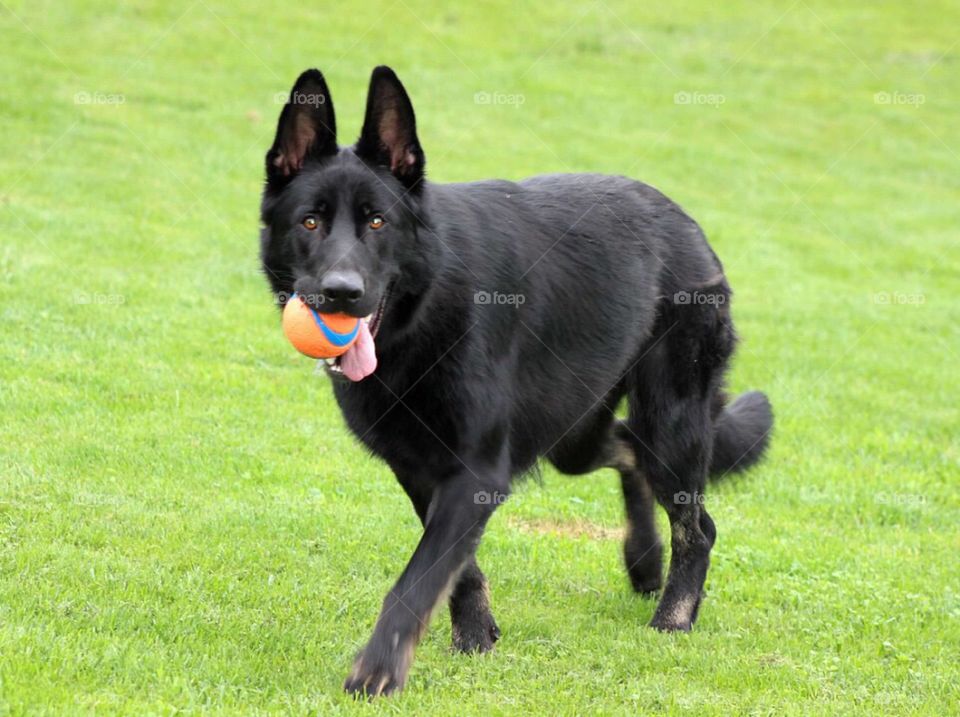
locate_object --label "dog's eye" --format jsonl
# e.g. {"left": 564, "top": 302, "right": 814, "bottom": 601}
{"left": 369, "top": 215, "right": 385, "bottom": 231}
{"left": 302, "top": 215, "right": 319, "bottom": 230}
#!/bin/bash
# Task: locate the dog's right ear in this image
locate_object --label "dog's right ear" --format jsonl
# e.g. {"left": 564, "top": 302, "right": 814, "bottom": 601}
{"left": 265, "top": 69, "right": 337, "bottom": 189}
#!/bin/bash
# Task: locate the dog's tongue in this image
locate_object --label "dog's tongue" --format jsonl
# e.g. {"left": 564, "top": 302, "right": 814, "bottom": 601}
{"left": 339, "top": 319, "right": 377, "bottom": 381}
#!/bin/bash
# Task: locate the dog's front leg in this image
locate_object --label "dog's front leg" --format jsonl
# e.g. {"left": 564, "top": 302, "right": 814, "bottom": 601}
{"left": 344, "top": 469, "right": 504, "bottom": 697}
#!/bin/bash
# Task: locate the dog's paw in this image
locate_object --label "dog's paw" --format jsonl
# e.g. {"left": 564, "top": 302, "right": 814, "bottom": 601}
{"left": 624, "top": 539, "right": 663, "bottom": 596}
{"left": 451, "top": 611, "right": 500, "bottom": 654}
{"left": 343, "top": 641, "right": 413, "bottom": 698}
{"left": 628, "top": 568, "right": 663, "bottom": 596}
{"left": 649, "top": 592, "right": 702, "bottom": 632}
{"left": 649, "top": 613, "right": 693, "bottom": 632}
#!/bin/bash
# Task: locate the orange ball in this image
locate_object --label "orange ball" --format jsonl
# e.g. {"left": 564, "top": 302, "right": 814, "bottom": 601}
{"left": 281, "top": 294, "right": 361, "bottom": 359}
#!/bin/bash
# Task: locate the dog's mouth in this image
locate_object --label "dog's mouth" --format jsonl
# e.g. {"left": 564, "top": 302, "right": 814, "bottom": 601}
{"left": 324, "top": 289, "right": 390, "bottom": 381}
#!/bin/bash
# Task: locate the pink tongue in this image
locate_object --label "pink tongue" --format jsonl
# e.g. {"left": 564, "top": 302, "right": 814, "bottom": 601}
{"left": 339, "top": 320, "right": 377, "bottom": 381}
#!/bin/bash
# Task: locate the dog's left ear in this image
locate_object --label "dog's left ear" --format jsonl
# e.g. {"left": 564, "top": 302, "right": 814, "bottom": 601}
{"left": 355, "top": 66, "right": 425, "bottom": 190}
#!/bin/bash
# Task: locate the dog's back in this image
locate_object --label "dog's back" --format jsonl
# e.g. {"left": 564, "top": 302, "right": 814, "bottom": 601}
{"left": 382, "top": 173, "right": 731, "bottom": 471}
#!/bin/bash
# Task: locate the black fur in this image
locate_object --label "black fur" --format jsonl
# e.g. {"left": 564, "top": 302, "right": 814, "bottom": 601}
{"left": 259, "top": 66, "right": 774, "bottom": 697}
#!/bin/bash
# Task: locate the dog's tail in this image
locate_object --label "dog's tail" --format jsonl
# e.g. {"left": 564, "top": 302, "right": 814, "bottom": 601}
{"left": 710, "top": 391, "right": 773, "bottom": 477}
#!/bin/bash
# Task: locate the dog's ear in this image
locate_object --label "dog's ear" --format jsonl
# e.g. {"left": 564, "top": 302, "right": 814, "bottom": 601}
{"left": 355, "top": 66, "right": 425, "bottom": 190}
{"left": 266, "top": 69, "right": 337, "bottom": 188}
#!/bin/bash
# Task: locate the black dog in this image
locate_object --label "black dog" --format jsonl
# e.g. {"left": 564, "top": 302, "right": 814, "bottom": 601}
{"left": 260, "top": 66, "right": 773, "bottom": 697}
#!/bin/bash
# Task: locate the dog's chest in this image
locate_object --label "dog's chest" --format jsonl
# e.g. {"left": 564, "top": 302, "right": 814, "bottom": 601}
{"left": 332, "top": 372, "right": 461, "bottom": 467}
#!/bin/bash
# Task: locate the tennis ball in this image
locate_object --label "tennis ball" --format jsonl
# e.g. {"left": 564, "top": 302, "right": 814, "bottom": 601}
{"left": 282, "top": 294, "right": 361, "bottom": 359}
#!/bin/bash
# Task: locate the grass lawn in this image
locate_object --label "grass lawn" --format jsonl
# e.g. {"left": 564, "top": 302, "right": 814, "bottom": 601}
{"left": 1, "top": 0, "right": 958, "bottom": 713}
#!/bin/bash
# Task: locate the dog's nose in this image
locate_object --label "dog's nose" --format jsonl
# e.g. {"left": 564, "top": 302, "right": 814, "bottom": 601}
{"left": 319, "top": 270, "right": 364, "bottom": 304}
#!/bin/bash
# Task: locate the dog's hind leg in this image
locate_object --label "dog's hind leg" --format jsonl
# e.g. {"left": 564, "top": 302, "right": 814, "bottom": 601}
{"left": 625, "top": 287, "right": 733, "bottom": 631}
{"left": 615, "top": 431, "right": 664, "bottom": 595}
{"left": 547, "top": 412, "right": 664, "bottom": 596}
{"left": 625, "top": 389, "right": 716, "bottom": 631}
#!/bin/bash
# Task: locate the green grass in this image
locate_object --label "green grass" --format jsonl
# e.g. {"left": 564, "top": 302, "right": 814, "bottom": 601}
{"left": 1, "top": 0, "right": 958, "bottom": 713}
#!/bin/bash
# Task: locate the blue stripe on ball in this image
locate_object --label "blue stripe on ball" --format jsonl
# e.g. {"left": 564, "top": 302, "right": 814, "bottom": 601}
{"left": 309, "top": 306, "right": 360, "bottom": 347}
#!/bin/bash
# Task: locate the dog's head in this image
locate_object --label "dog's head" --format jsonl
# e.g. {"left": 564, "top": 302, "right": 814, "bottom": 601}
{"left": 259, "top": 67, "right": 427, "bottom": 377}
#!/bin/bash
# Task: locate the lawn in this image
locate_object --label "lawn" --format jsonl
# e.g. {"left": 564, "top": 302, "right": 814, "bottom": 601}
{"left": 1, "top": 0, "right": 958, "bottom": 714}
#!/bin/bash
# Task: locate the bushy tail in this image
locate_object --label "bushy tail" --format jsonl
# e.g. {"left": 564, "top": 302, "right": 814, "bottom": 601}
{"left": 710, "top": 391, "right": 773, "bottom": 477}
